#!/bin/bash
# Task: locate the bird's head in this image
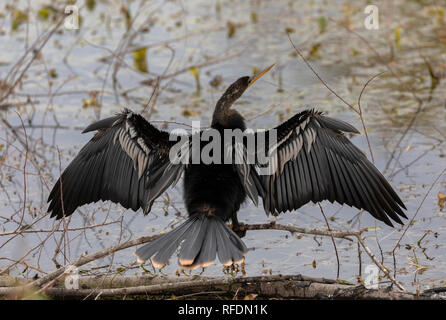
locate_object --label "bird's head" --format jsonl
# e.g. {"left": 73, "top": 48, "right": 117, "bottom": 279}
{"left": 212, "top": 64, "right": 274, "bottom": 128}
{"left": 218, "top": 64, "right": 275, "bottom": 105}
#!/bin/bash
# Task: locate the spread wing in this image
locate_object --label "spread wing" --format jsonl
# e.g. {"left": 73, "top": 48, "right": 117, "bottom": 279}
{"left": 257, "top": 109, "right": 407, "bottom": 227}
{"left": 47, "top": 109, "right": 187, "bottom": 219}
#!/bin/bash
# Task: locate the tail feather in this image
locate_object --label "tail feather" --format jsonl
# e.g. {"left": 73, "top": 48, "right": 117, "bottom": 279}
{"left": 215, "top": 221, "right": 246, "bottom": 266}
{"left": 134, "top": 216, "right": 197, "bottom": 265}
{"left": 134, "top": 214, "right": 248, "bottom": 269}
{"left": 225, "top": 222, "right": 248, "bottom": 253}
{"left": 193, "top": 221, "right": 217, "bottom": 268}
{"left": 178, "top": 217, "right": 208, "bottom": 266}
{"left": 150, "top": 219, "right": 198, "bottom": 267}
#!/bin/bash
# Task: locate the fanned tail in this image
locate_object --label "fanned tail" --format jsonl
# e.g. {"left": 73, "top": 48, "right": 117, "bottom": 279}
{"left": 134, "top": 214, "right": 247, "bottom": 269}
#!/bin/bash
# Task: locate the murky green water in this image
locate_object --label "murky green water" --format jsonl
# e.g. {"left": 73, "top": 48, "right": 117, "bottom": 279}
{"left": 0, "top": 0, "right": 445, "bottom": 293}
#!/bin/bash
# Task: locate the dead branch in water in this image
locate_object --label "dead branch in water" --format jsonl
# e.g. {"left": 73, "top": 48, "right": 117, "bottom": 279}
{"left": 0, "top": 274, "right": 441, "bottom": 300}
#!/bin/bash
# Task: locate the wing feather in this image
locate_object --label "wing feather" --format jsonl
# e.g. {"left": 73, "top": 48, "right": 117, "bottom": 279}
{"left": 258, "top": 109, "right": 407, "bottom": 227}
{"left": 47, "top": 109, "right": 186, "bottom": 219}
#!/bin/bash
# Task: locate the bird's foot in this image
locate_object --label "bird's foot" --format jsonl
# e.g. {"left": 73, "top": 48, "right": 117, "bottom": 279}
{"left": 231, "top": 222, "right": 246, "bottom": 238}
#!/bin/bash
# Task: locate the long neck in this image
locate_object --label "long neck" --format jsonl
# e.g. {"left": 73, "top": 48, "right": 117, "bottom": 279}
{"left": 211, "top": 109, "right": 246, "bottom": 131}
{"left": 211, "top": 81, "right": 247, "bottom": 130}
{"left": 212, "top": 90, "right": 233, "bottom": 123}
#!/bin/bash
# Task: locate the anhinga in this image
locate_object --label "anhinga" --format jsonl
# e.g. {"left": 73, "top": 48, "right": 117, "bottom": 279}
{"left": 47, "top": 65, "right": 407, "bottom": 269}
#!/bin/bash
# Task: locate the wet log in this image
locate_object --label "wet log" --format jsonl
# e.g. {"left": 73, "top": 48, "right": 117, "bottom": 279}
{"left": 0, "top": 274, "right": 443, "bottom": 300}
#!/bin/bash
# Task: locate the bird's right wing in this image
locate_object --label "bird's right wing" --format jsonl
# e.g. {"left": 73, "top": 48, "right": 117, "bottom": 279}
{"left": 48, "top": 109, "right": 188, "bottom": 219}
{"left": 255, "top": 109, "right": 407, "bottom": 227}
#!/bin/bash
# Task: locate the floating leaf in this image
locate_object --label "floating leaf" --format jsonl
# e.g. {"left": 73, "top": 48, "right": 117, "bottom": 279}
{"left": 182, "top": 108, "right": 199, "bottom": 117}
{"left": 227, "top": 21, "right": 236, "bottom": 38}
{"left": 308, "top": 43, "right": 321, "bottom": 58}
{"left": 86, "top": 0, "right": 96, "bottom": 11}
{"left": 120, "top": 6, "right": 132, "bottom": 30}
{"left": 82, "top": 98, "right": 98, "bottom": 108}
{"left": 11, "top": 10, "right": 28, "bottom": 31}
{"left": 285, "top": 27, "right": 295, "bottom": 34}
{"left": 312, "top": 260, "right": 317, "bottom": 269}
{"left": 350, "top": 48, "right": 360, "bottom": 56}
{"left": 49, "top": 69, "right": 58, "bottom": 78}
{"left": 189, "top": 66, "right": 199, "bottom": 79}
{"left": 82, "top": 91, "right": 99, "bottom": 108}
{"left": 37, "top": 8, "right": 50, "bottom": 21}
{"left": 394, "top": 27, "right": 402, "bottom": 50}
{"left": 77, "top": 14, "right": 83, "bottom": 30}
{"left": 133, "top": 47, "right": 148, "bottom": 73}
{"left": 189, "top": 66, "right": 201, "bottom": 93}
{"left": 318, "top": 16, "right": 327, "bottom": 34}
{"left": 438, "top": 192, "right": 446, "bottom": 209}
{"left": 250, "top": 12, "right": 258, "bottom": 23}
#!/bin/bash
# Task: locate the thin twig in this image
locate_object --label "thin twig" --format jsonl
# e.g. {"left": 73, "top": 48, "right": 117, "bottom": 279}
{"left": 318, "top": 203, "right": 340, "bottom": 279}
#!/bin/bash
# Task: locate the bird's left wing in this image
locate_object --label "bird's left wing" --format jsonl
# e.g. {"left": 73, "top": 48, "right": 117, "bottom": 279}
{"left": 256, "top": 109, "right": 407, "bottom": 227}
{"left": 48, "top": 109, "right": 188, "bottom": 219}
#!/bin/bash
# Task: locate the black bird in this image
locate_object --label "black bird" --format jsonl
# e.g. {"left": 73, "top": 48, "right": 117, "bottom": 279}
{"left": 47, "top": 65, "right": 407, "bottom": 269}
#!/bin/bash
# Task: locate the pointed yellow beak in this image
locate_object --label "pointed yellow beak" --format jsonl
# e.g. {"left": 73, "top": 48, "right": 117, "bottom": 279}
{"left": 248, "top": 64, "right": 275, "bottom": 87}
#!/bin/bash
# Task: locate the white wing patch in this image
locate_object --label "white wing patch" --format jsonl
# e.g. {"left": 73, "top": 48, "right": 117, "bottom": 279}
{"left": 265, "top": 115, "right": 318, "bottom": 175}
{"left": 113, "top": 116, "right": 151, "bottom": 179}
